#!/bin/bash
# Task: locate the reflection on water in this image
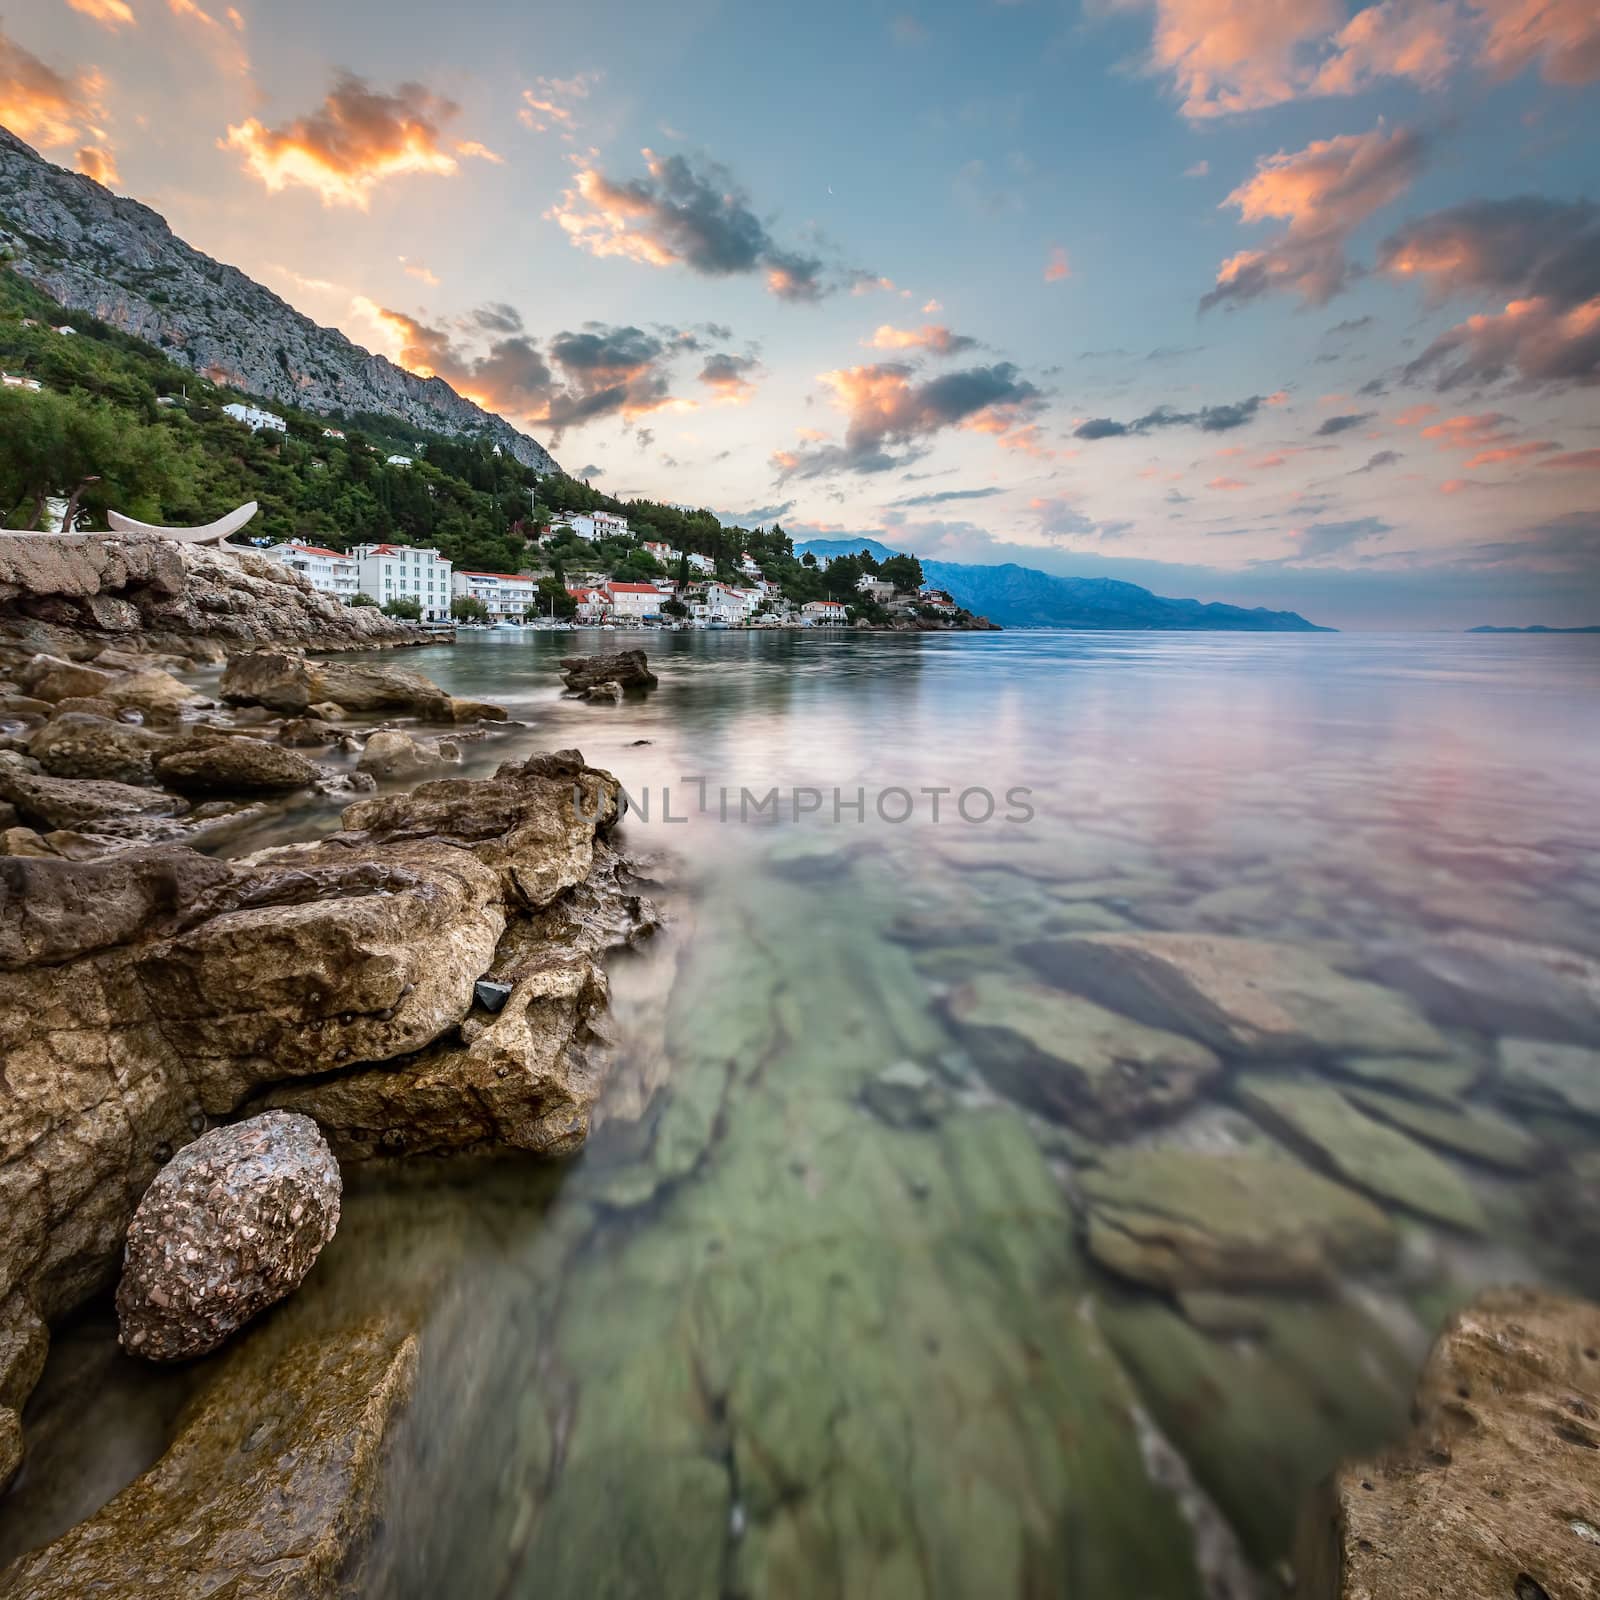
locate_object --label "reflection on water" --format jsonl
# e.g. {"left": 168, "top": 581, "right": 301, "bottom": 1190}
{"left": 7, "top": 628, "right": 1600, "bottom": 1595}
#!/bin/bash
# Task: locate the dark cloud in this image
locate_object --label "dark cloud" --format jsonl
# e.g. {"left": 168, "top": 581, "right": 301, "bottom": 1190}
{"left": 775, "top": 362, "right": 1045, "bottom": 479}
{"left": 1353, "top": 449, "right": 1402, "bottom": 473}
{"left": 472, "top": 303, "right": 524, "bottom": 335}
{"left": 1379, "top": 197, "right": 1600, "bottom": 388}
{"left": 1315, "top": 411, "right": 1375, "bottom": 435}
{"left": 574, "top": 463, "right": 604, "bottom": 479}
{"left": 1261, "top": 516, "right": 1392, "bottom": 565}
{"left": 1328, "top": 316, "right": 1375, "bottom": 335}
{"left": 549, "top": 148, "right": 858, "bottom": 302}
{"left": 698, "top": 351, "right": 762, "bottom": 402}
{"left": 1357, "top": 377, "right": 1388, "bottom": 396}
{"left": 378, "top": 309, "right": 693, "bottom": 440}
{"left": 720, "top": 501, "right": 796, "bottom": 527}
{"left": 891, "top": 487, "right": 1006, "bottom": 507}
{"left": 1074, "top": 394, "right": 1264, "bottom": 440}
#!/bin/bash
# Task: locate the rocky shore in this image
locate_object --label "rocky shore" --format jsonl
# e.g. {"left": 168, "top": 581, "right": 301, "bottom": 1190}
{"left": 0, "top": 535, "right": 425, "bottom": 667}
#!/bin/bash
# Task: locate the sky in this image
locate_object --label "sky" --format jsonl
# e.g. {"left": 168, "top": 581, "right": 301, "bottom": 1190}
{"left": 2, "top": 0, "right": 1598, "bottom": 628}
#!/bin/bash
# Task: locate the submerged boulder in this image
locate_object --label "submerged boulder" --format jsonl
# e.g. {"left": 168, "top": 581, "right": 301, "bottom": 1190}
{"left": 1297, "top": 1286, "right": 1600, "bottom": 1600}
{"left": 946, "top": 971, "right": 1220, "bottom": 1135}
{"left": 1079, "top": 1146, "right": 1397, "bottom": 1291}
{"left": 1498, "top": 1037, "right": 1600, "bottom": 1121}
{"left": 356, "top": 728, "right": 458, "bottom": 781}
{"left": 1023, "top": 932, "right": 1450, "bottom": 1060}
{"left": 116, "top": 1112, "right": 341, "bottom": 1362}
{"left": 559, "top": 649, "right": 657, "bottom": 694}
{"left": 1236, "top": 1075, "right": 1488, "bottom": 1232}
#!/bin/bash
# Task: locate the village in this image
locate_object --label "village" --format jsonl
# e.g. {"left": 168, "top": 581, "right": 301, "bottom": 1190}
{"left": 259, "top": 507, "right": 965, "bottom": 630}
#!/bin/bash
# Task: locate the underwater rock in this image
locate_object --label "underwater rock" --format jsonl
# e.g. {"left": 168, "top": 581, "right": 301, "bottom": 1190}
{"left": 946, "top": 971, "right": 1221, "bottom": 1135}
{"left": 355, "top": 728, "right": 457, "bottom": 781}
{"left": 1024, "top": 932, "right": 1450, "bottom": 1060}
{"left": 559, "top": 649, "right": 657, "bottom": 694}
{"left": 1236, "top": 1076, "right": 1488, "bottom": 1233}
{"left": 861, "top": 1061, "right": 949, "bottom": 1129}
{"left": 1498, "top": 1037, "right": 1600, "bottom": 1122}
{"left": 1325, "top": 1052, "right": 1482, "bottom": 1106}
{"left": 116, "top": 1112, "right": 341, "bottom": 1362}
{"left": 1079, "top": 1146, "right": 1397, "bottom": 1291}
{"left": 1296, "top": 1286, "right": 1600, "bottom": 1600}
{"left": 1341, "top": 1085, "right": 1541, "bottom": 1173}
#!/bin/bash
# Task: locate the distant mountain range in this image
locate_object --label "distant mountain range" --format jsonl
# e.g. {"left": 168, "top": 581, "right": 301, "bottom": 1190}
{"left": 0, "top": 128, "right": 559, "bottom": 472}
{"left": 795, "top": 537, "right": 1332, "bottom": 632}
{"left": 1467, "top": 624, "right": 1600, "bottom": 634}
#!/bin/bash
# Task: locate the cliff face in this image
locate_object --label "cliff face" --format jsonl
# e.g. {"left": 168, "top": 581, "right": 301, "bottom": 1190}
{"left": 0, "top": 128, "right": 560, "bottom": 474}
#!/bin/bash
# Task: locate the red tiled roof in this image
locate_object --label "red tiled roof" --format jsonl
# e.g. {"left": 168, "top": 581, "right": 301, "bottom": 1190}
{"left": 460, "top": 571, "right": 534, "bottom": 582}
{"left": 606, "top": 582, "right": 663, "bottom": 593}
{"left": 289, "top": 544, "right": 349, "bottom": 559}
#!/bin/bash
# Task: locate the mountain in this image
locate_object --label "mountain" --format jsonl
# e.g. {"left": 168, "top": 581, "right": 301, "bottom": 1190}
{"left": 1467, "top": 624, "right": 1600, "bottom": 634}
{"left": 794, "top": 538, "right": 1332, "bottom": 632}
{"left": 0, "top": 128, "right": 559, "bottom": 473}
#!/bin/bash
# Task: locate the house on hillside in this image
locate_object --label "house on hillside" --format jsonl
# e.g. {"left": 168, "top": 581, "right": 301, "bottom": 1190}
{"left": 920, "top": 588, "right": 957, "bottom": 613}
{"left": 802, "top": 600, "right": 849, "bottom": 626}
{"left": 386, "top": 454, "right": 414, "bottom": 468}
{"left": 856, "top": 575, "right": 896, "bottom": 603}
{"left": 222, "top": 402, "right": 287, "bottom": 434}
{"left": 563, "top": 510, "right": 631, "bottom": 542}
{"left": 1, "top": 373, "right": 42, "bottom": 392}
{"left": 602, "top": 581, "right": 664, "bottom": 620}
{"left": 567, "top": 585, "right": 611, "bottom": 623}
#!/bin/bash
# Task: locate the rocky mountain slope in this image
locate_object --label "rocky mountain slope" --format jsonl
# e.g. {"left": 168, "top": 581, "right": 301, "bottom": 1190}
{"left": 795, "top": 536, "right": 1331, "bottom": 631}
{"left": 0, "top": 127, "right": 559, "bottom": 473}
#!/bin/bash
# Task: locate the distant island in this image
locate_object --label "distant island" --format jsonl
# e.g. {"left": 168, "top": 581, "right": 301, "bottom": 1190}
{"left": 1467, "top": 625, "right": 1600, "bottom": 634}
{"left": 796, "top": 538, "right": 1332, "bottom": 633}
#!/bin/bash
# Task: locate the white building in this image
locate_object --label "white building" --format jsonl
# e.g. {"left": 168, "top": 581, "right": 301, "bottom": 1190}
{"left": 561, "top": 510, "right": 631, "bottom": 542}
{"left": 1, "top": 373, "right": 42, "bottom": 392}
{"left": 386, "top": 454, "right": 414, "bottom": 468}
{"left": 322, "top": 427, "right": 346, "bottom": 440}
{"left": 802, "top": 600, "right": 849, "bottom": 626}
{"left": 857, "top": 575, "right": 896, "bottom": 603}
{"left": 55, "top": 325, "right": 76, "bottom": 336}
{"left": 641, "top": 540, "right": 681, "bottom": 565}
{"left": 920, "top": 588, "right": 958, "bottom": 613}
{"left": 262, "top": 541, "right": 360, "bottom": 599}
{"left": 686, "top": 552, "right": 715, "bottom": 575}
{"left": 452, "top": 569, "right": 540, "bottom": 620}
{"left": 222, "top": 402, "right": 287, "bottom": 434}
{"left": 601, "top": 581, "right": 665, "bottom": 620}
{"left": 350, "top": 543, "right": 453, "bottom": 620}
{"left": 567, "top": 585, "right": 611, "bottom": 623}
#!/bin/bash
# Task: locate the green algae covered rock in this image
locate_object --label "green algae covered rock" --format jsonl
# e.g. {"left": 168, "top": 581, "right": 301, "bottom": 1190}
{"left": 1341, "top": 1085, "right": 1541, "bottom": 1173}
{"left": 1236, "top": 1076, "right": 1488, "bottom": 1233}
{"left": 946, "top": 971, "right": 1221, "bottom": 1135}
{"left": 1326, "top": 1052, "right": 1482, "bottom": 1105}
{"left": 1498, "top": 1037, "right": 1600, "bottom": 1121}
{"left": 1101, "top": 1293, "right": 1416, "bottom": 1570}
{"left": 1080, "top": 1146, "right": 1397, "bottom": 1291}
{"left": 1024, "top": 932, "right": 1450, "bottom": 1060}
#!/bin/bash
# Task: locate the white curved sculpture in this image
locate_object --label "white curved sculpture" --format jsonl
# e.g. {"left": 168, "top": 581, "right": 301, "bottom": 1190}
{"left": 107, "top": 501, "right": 259, "bottom": 546}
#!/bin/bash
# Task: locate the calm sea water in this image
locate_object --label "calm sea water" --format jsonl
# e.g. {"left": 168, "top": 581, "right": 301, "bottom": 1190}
{"left": 7, "top": 628, "right": 1600, "bottom": 1596}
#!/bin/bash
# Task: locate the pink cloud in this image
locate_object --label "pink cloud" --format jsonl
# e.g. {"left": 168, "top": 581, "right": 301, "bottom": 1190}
{"left": 1044, "top": 246, "right": 1070, "bottom": 282}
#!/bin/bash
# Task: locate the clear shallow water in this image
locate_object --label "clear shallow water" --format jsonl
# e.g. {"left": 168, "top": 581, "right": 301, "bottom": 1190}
{"left": 7, "top": 628, "right": 1600, "bottom": 1596}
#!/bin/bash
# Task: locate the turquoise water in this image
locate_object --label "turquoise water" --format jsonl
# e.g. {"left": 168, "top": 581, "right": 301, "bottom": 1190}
{"left": 7, "top": 628, "right": 1600, "bottom": 1595}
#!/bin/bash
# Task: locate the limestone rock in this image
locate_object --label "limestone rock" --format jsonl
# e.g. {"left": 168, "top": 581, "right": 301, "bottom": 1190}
{"left": 1297, "top": 1287, "right": 1600, "bottom": 1600}
{"left": 559, "top": 649, "right": 658, "bottom": 693}
{"left": 861, "top": 1061, "right": 950, "bottom": 1129}
{"left": 221, "top": 650, "right": 504, "bottom": 723}
{"left": 578, "top": 680, "right": 623, "bottom": 704}
{"left": 277, "top": 716, "right": 339, "bottom": 747}
{"left": 1024, "top": 932, "right": 1450, "bottom": 1060}
{"left": 946, "top": 970, "right": 1221, "bottom": 1135}
{"left": 27, "top": 713, "right": 165, "bottom": 784}
{"left": 116, "top": 1112, "right": 341, "bottom": 1361}
{"left": 0, "top": 759, "right": 184, "bottom": 830}
{"left": 1327, "top": 1053, "right": 1482, "bottom": 1106}
{"left": 1080, "top": 1146, "right": 1397, "bottom": 1291}
{"left": 19, "top": 655, "right": 114, "bottom": 702}
{"left": 1498, "top": 1037, "right": 1600, "bottom": 1121}
{"left": 152, "top": 731, "right": 319, "bottom": 795}
{"left": 1236, "top": 1075, "right": 1488, "bottom": 1232}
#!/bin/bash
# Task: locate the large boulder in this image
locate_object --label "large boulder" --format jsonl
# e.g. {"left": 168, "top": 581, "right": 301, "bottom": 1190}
{"left": 1296, "top": 1287, "right": 1600, "bottom": 1600}
{"left": 0, "top": 747, "right": 648, "bottom": 1475}
{"left": 27, "top": 713, "right": 167, "bottom": 785}
{"left": 1079, "top": 1146, "right": 1397, "bottom": 1291}
{"left": 18, "top": 655, "right": 115, "bottom": 703}
{"left": 559, "top": 650, "right": 658, "bottom": 694}
{"left": 1023, "top": 933, "right": 1450, "bottom": 1060}
{"left": 152, "top": 731, "right": 319, "bottom": 795}
{"left": 0, "top": 757, "right": 185, "bottom": 830}
{"left": 221, "top": 650, "right": 503, "bottom": 723}
{"left": 945, "top": 971, "right": 1220, "bottom": 1135}
{"left": 1498, "top": 1037, "right": 1600, "bottom": 1121}
{"left": 116, "top": 1111, "right": 341, "bottom": 1361}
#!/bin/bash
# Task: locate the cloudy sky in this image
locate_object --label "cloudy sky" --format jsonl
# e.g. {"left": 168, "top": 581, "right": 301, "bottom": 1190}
{"left": 3, "top": 0, "right": 1598, "bottom": 627}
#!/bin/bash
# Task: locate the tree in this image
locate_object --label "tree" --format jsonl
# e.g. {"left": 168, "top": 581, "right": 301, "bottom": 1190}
{"left": 452, "top": 594, "right": 490, "bottom": 622}
{"left": 801, "top": 551, "right": 817, "bottom": 568}
{"left": 880, "top": 553, "right": 924, "bottom": 592}
{"left": 676, "top": 552, "right": 690, "bottom": 588}
{"left": 348, "top": 591, "right": 378, "bottom": 607}
{"left": 382, "top": 596, "right": 423, "bottom": 620}
{"left": 661, "top": 596, "right": 688, "bottom": 619}
{"left": 537, "top": 575, "right": 577, "bottom": 619}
